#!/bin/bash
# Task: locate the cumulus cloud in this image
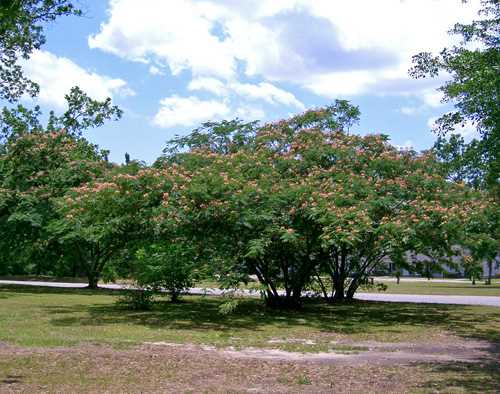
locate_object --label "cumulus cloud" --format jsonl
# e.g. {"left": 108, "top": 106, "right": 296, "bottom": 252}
{"left": 303, "top": 70, "right": 376, "bottom": 97}
{"left": 148, "top": 65, "right": 164, "bottom": 76}
{"left": 230, "top": 82, "right": 304, "bottom": 109}
{"left": 427, "top": 116, "right": 478, "bottom": 138}
{"left": 89, "top": 0, "right": 236, "bottom": 79}
{"left": 400, "top": 106, "right": 420, "bottom": 116}
{"left": 89, "top": 0, "right": 480, "bottom": 104}
{"left": 422, "top": 90, "right": 445, "bottom": 108}
{"left": 400, "top": 88, "right": 446, "bottom": 116}
{"left": 188, "top": 77, "right": 228, "bottom": 96}
{"left": 188, "top": 77, "right": 304, "bottom": 109}
{"left": 153, "top": 95, "right": 230, "bottom": 128}
{"left": 21, "top": 50, "right": 134, "bottom": 108}
{"left": 234, "top": 105, "right": 266, "bottom": 120}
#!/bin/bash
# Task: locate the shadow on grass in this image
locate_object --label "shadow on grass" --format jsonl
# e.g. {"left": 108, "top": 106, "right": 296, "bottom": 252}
{"left": 0, "top": 275, "right": 87, "bottom": 283}
{"left": 52, "top": 299, "right": 500, "bottom": 344}
{"left": 0, "top": 284, "right": 120, "bottom": 297}
{"left": 1, "top": 285, "right": 499, "bottom": 345}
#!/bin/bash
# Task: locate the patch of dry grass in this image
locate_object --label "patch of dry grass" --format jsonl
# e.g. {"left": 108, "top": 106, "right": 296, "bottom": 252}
{"left": 0, "top": 344, "right": 427, "bottom": 393}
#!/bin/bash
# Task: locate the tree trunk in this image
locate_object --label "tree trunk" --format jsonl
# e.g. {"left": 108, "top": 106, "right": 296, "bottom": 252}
{"left": 171, "top": 290, "right": 180, "bottom": 303}
{"left": 292, "top": 286, "right": 302, "bottom": 306}
{"left": 86, "top": 261, "right": 100, "bottom": 289}
{"left": 332, "top": 276, "right": 345, "bottom": 301}
{"left": 345, "top": 280, "right": 358, "bottom": 300}
{"left": 485, "top": 261, "right": 492, "bottom": 285}
{"left": 72, "top": 259, "right": 78, "bottom": 278}
{"left": 264, "top": 293, "right": 301, "bottom": 309}
{"left": 315, "top": 274, "right": 329, "bottom": 301}
{"left": 87, "top": 273, "right": 99, "bottom": 289}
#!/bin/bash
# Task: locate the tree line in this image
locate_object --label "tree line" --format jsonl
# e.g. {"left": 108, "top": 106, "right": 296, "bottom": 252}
{"left": 0, "top": 1, "right": 498, "bottom": 308}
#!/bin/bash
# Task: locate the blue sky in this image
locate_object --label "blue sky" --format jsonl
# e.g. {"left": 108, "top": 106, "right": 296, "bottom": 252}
{"left": 13, "top": 0, "right": 482, "bottom": 163}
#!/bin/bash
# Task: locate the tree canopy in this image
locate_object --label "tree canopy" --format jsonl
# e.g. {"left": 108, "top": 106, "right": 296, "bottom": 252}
{"left": 0, "top": 0, "right": 81, "bottom": 102}
{"left": 151, "top": 109, "right": 485, "bottom": 306}
{"left": 410, "top": 0, "right": 499, "bottom": 191}
{"left": 0, "top": 86, "right": 123, "bottom": 279}
{"left": 0, "top": 102, "right": 492, "bottom": 303}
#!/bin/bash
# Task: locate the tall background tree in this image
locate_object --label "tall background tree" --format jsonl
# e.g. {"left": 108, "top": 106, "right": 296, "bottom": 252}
{"left": 410, "top": 0, "right": 499, "bottom": 191}
{"left": 0, "top": 89, "right": 121, "bottom": 278}
{"left": 410, "top": 0, "right": 499, "bottom": 283}
{"left": 0, "top": 0, "right": 81, "bottom": 102}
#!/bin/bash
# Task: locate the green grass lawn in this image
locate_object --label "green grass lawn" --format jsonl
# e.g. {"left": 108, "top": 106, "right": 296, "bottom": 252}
{"left": 0, "top": 285, "right": 499, "bottom": 350}
{"left": 366, "top": 279, "right": 500, "bottom": 297}
{"left": 197, "top": 277, "right": 500, "bottom": 297}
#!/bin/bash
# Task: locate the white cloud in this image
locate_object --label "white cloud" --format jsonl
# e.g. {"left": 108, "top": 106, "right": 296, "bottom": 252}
{"left": 304, "top": 70, "right": 376, "bottom": 97}
{"left": 21, "top": 50, "right": 133, "bottom": 108}
{"left": 231, "top": 82, "right": 304, "bottom": 108}
{"left": 153, "top": 95, "right": 230, "bottom": 128}
{"left": 297, "top": 0, "right": 479, "bottom": 99}
{"left": 89, "top": 0, "right": 236, "bottom": 79}
{"left": 427, "top": 116, "right": 438, "bottom": 128}
{"left": 400, "top": 106, "right": 420, "bottom": 116}
{"left": 188, "top": 77, "right": 304, "bottom": 108}
{"left": 89, "top": 0, "right": 481, "bottom": 108}
{"left": 234, "top": 106, "right": 266, "bottom": 120}
{"left": 148, "top": 65, "right": 164, "bottom": 76}
{"left": 427, "top": 116, "right": 479, "bottom": 138}
{"left": 399, "top": 87, "right": 445, "bottom": 116}
{"left": 188, "top": 77, "right": 228, "bottom": 96}
{"left": 422, "top": 90, "right": 445, "bottom": 108}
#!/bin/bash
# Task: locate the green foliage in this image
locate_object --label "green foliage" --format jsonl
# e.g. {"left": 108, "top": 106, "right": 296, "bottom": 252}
{"left": 155, "top": 106, "right": 484, "bottom": 307}
{"left": 433, "top": 134, "right": 487, "bottom": 189}
{"left": 217, "top": 298, "right": 240, "bottom": 315}
{"left": 0, "top": 130, "right": 106, "bottom": 276}
{"left": 50, "top": 166, "right": 165, "bottom": 287}
{"left": 158, "top": 100, "right": 360, "bottom": 167}
{"left": 161, "top": 119, "right": 259, "bottom": 160}
{"left": 0, "top": 86, "right": 122, "bottom": 279}
{"left": 411, "top": 1, "right": 499, "bottom": 287}
{"left": 117, "top": 288, "right": 155, "bottom": 311}
{"left": 462, "top": 255, "right": 483, "bottom": 284}
{"left": 285, "top": 99, "right": 360, "bottom": 133}
{"left": 135, "top": 244, "right": 196, "bottom": 302}
{"left": 0, "top": 101, "right": 492, "bottom": 307}
{"left": 48, "top": 86, "right": 123, "bottom": 137}
{"left": 465, "top": 197, "right": 500, "bottom": 283}
{"left": 0, "top": 104, "right": 43, "bottom": 144}
{"left": 0, "top": 0, "right": 81, "bottom": 102}
{"left": 0, "top": 87, "right": 122, "bottom": 144}
{"left": 410, "top": 0, "right": 499, "bottom": 190}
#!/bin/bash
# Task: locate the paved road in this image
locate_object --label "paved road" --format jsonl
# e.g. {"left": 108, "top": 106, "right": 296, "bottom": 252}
{"left": 1, "top": 279, "right": 499, "bottom": 307}
{"left": 354, "top": 292, "right": 500, "bottom": 307}
{"left": 375, "top": 277, "right": 477, "bottom": 284}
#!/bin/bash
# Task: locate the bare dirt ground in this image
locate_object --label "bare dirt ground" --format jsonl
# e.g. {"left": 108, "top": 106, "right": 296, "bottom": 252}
{"left": 1, "top": 337, "right": 498, "bottom": 393}
{"left": 144, "top": 337, "right": 495, "bottom": 364}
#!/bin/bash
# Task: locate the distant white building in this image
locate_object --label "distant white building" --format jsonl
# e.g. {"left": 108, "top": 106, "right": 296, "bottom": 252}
{"left": 385, "top": 251, "right": 500, "bottom": 279}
